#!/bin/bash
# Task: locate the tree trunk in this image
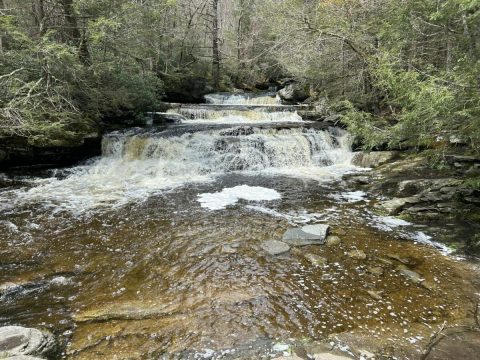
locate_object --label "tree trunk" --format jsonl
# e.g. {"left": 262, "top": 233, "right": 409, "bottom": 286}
{"left": 61, "top": 0, "right": 91, "bottom": 65}
{"left": 0, "top": 0, "right": 4, "bottom": 55}
{"left": 211, "top": 0, "right": 220, "bottom": 90}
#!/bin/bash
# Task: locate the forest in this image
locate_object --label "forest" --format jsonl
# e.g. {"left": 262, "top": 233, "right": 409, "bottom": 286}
{"left": 1, "top": 0, "right": 478, "bottom": 152}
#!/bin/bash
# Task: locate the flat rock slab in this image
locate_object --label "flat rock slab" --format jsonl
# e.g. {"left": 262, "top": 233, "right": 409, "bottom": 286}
{"left": 261, "top": 240, "right": 291, "bottom": 255}
{"left": 0, "top": 326, "right": 55, "bottom": 357}
{"left": 425, "top": 330, "right": 480, "bottom": 360}
{"left": 282, "top": 224, "right": 329, "bottom": 246}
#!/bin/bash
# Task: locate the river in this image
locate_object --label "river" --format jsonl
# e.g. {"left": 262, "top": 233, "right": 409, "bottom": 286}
{"left": 0, "top": 93, "right": 479, "bottom": 359}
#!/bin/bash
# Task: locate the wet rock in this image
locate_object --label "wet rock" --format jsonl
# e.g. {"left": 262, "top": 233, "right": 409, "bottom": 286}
{"left": 387, "top": 253, "right": 411, "bottom": 265}
{"left": 377, "top": 257, "right": 393, "bottom": 266}
{"left": 346, "top": 250, "right": 367, "bottom": 260}
{"left": 399, "top": 269, "right": 423, "bottom": 284}
{"left": 326, "top": 235, "right": 342, "bottom": 247}
{"left": 425, "top": 330, "right": 480, "bottom": 360}
{"left": 367, "top": 290, "right": 383, "bottom": 301}
{"left": 73, "top": 301, "right": 178, "bottom": 323}
{"left": 220, "top": 126, "right": 254, "bottom": 137}
{"left": 146, "top": 112, "right": 185, "bottom": 124}
{"left": 221, "top": 244, "right": 238, "bottom": 254}
{"left": 352, "top": 151, "right": 398, "bottom": 168}
{"left": 278, "top": 83, "right": 309, "bottom": 103}
{"left": 261, "top": 240, "right": 291, "bottom": 256}
{"left": 359, "top": 350, "right": 375, "bottom": 359}
{"left": 304, "top": 253, "right": 328, "bottom": 266}
{"left": 0, "top": 326, "right": 55, "bottom": 358}
{"left": 282, "top": 224, "right": 329, "bottom": 246}
{"left": 377, "top": 197, "right": 420, "bottom": 215}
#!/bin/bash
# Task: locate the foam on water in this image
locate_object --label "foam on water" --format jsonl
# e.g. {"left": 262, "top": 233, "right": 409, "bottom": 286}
{"left": 198, "top": 185, "right": 281, "bottom": 210}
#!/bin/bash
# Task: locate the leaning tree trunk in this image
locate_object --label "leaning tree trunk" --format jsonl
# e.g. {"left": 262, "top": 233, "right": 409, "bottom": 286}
{"left": 211, "top": 0, "right": 220, "bottom": 90}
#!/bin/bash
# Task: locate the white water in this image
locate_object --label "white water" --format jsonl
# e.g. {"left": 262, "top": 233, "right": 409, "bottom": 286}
{"left": 170, "top": 108, "right": 303, "bottom": 124}
{"left": 1, "top": 127, "right": 355, "bottom": 211}
{"left": 205, "top": 92, "right": 280, "bottom": 105}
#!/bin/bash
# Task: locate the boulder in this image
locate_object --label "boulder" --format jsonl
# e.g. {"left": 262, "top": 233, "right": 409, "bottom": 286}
{"left": 0, "top": 326, "right": 55, "bottom": 358}
{"left": 261, "top": 240, "right": 291, "bottom": 256}
{"left": 278, "top": 83, "right": 309, "bottom": 104}
{"left": 282, "top": 224, "right": 330, "bottom": 246}
{"left": 351, "top": 151, "right": 398, "bottom": 168}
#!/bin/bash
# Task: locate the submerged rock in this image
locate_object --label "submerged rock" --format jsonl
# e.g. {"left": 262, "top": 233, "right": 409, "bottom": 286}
{"left": 399, "top": 269, "right": 423, "bottom": 284}
{"left": 346, "top": 249, "right": 367, "bottom": 260}
{"left": 326, "top": 235, "right": 342, "bottom": 247}
{"left": 73, "top": 301, "right": 178, "bottom": 323}
{"left": 0, "top": 326, "right": 55, "bottom": 358}
{"left": 282, "top": 224, "right": 329, "bottom": 246}
{"left": 367, "top": 290, "right": 383, "bottom": 301}
{"left": 304, "top": 253, "right": 328, "bottom": 266}
{"left": 261, "top": 240, "right": 291, "bottom": 256}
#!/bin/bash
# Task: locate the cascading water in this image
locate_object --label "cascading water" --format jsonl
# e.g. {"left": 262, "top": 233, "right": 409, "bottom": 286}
{"left": 3, "top": 126, "right": 355, "bottom": 211}
{"left": 204, "top": 92, "right": 280, "bottom": 105}
{"left": 0, "top": 93, "right": 357, "bottom": 211}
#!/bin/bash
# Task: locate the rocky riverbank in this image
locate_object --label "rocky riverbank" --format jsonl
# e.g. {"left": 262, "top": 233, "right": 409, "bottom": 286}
{"left": 347, "top": 150, "right": 480, "bottom": 256}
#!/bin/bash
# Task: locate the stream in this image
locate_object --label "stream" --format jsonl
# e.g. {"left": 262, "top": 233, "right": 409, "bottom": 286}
{"left": 0, "top": 93, "right": 479, "bottom": 359}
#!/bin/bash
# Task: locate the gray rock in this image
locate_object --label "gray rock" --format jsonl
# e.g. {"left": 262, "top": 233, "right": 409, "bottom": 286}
{"left": 326, "top": 235, "right": 341, "bottom": 247}
{"left": 0, "top": 326, "right": 55, "bottom": 358}
{"left": 351, "top": 151, "right": 398, "bottom": 168}
{"left": 261, "top": 240, "right": 291, "bottom": 256}
{"left": 278, "top": 83, "right": 309, "bottom": 103}
{"left": 346, "top": 250, "right": 367, "bottom": 260}
{"left": 5, "top": 356, "right": 46, "bottom": 360}
{"left": 377, "top": 197, "right": 420, "bottom": 215}
{"left": 282, "top": 224, "right": 330, "bottom": 246}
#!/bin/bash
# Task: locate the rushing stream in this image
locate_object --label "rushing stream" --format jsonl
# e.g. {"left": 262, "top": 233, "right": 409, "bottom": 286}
{"left": 1, "top": 93, "right": 479, "bottom": 359}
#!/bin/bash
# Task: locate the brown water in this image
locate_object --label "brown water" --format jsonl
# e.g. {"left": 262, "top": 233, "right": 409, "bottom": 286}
{"left": 1, "top": 95, "right": 479, "bottom": 359}
{"left": 1, "top": 171, "right": 479, "bottom": 359}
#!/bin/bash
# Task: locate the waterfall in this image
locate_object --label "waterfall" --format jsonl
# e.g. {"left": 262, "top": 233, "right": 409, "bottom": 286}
{"left": 204, "top": 92, "right": 280, "bottom": 105}
{"left": 2, "top": 93, "right": 357, "bottom": 211}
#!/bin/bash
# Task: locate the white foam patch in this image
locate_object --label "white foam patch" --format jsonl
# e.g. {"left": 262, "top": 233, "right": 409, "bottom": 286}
{"left": 331, "top": 191, "right": 368, "bottom": 203}
{"left": 411, "top": 231, "right": 452, "bottom": 254}
{"left": 198, "top": 185, "right": 281, "bottom": 210}
{"left": 371, "top": 216, "right": 412, "bottom": 231}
